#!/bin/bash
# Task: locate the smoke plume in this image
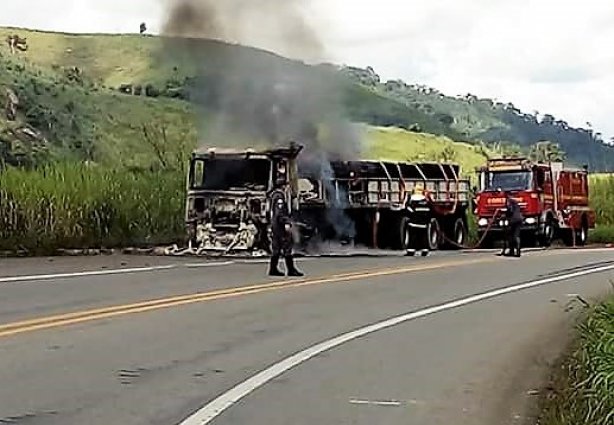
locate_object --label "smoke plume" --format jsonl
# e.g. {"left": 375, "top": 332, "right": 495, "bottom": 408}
{"left": 163, "top": 0, "right": 324, "bottom": 62}
{"left": 163, "top": 0, "right": 363, "bottom": 238}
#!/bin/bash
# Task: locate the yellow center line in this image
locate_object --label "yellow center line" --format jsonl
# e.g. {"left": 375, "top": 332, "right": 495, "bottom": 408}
{"left": 0, "top": 256, "right": 496, "bottom": 339}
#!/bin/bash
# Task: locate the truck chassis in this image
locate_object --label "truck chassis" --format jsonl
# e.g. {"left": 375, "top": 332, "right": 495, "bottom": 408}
{"left": 185, "top": 146, "right": 471, "bottom": 254}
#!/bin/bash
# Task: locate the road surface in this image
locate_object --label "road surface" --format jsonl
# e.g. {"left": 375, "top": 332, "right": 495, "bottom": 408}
{"left": 0, "top": 248, "right": 612, "bottom": 424}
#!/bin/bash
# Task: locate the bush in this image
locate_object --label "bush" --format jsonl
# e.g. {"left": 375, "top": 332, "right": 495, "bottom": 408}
{"left": 145, "top": 84, "right": 160, "bottom": 98}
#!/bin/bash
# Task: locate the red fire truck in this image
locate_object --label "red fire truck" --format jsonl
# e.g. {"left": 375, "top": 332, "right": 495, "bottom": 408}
{"left": 475, "top": 158, "right": 595, "bottom": 247}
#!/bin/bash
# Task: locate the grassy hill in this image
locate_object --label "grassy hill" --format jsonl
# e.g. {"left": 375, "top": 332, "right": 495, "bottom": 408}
{"left": 0, "top": 45, "right": 196, "bottom": 168}
{"left": 344, "top": 67, "right": 614, "bottom": 171}
{"left": 0, "top": 27, "right": 477, "bottom": 169}
{"left": 3, "top": 27, "right": 612, "bottom": 170}
{"left": 366, "top": 127, "right": 487, "bottom": 175}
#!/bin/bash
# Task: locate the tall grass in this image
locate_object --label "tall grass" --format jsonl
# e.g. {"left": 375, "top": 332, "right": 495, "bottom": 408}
{"left": 1, "top": 167, "right": 613, "bottom": 254}
{"left": 539, "top": 296, "right": 614, "bottom": 425}
{"left": 590, "top": 175, "right": 614, "bottom": 225}
{"left": 588, "top": 175, "right": 614, "bottom": 243}
{"left": 0, "top": 163, "right": 186, "bottom": 253}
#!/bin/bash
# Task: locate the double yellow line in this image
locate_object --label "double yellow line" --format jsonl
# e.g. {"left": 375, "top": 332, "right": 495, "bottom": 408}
{"left": 0, "top": 257, "right": 493, "bottom": 339}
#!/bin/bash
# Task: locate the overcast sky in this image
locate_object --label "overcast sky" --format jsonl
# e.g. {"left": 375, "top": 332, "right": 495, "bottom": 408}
{"left": 2, "top": 0, "right": 613, "bottom": 139}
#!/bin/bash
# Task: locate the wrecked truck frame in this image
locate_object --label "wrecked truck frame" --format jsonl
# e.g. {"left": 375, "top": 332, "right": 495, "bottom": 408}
{"left": 185, "top": 145, "right": 303, "bottom": 253}
{"left": 185, "top": 144, "right": 471, "bottom": 255}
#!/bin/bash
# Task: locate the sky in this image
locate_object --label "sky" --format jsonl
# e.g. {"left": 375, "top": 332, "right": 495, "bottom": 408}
{"left": 2, "top": 0, "right": 613, "bottom": 139}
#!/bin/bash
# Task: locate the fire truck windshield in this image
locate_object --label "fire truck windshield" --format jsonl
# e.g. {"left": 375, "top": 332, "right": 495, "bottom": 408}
{"left": 191, "top": 159, "right": 271, "bottom": 191}
{"left": 485, "top": 171, "right": 532, "bottom": 192}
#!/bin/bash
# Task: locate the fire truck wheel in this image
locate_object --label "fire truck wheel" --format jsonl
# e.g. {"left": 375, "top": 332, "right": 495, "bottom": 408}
{"left": 427, "top": 218, "right": 441, "bottom": 251}
{"left": 540, "top": 217, "right": 555, "bottom": 247}
{"left": 576, "top": 223, "right": 588, "bottom": 246}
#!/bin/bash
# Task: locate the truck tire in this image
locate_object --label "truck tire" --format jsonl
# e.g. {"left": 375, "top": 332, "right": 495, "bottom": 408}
{"left": 563, "top": 220, "right": 588, "bottom": 247}
{"left": 389, "top": 215, "right": 411, "bottom": 250}
{"left": 576, "top": 221, "right": 588, "bottom": 246}
{"left": 445, "top": 217, "right": 467, "bottom": 250}
{"left": 539, "top": 216, "right": 555, "bottom": 247}
{"left": 427, "top": 218, "right": 441, "bottom": 251}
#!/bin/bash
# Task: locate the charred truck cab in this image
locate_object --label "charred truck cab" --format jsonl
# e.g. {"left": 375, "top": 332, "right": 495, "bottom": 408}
{"left": 475, "top": 158, "right": 596, "bottom": 247}
{"left": 186, "top": 145, "right": 303, "bottom": 253}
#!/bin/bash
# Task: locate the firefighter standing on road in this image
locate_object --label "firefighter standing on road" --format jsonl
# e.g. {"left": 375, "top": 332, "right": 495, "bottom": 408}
{"left": 268, "top": 179, "right": 304, "bottom": 277}
{"left": 501, "top": 191, "right": 523, "bottom": 257}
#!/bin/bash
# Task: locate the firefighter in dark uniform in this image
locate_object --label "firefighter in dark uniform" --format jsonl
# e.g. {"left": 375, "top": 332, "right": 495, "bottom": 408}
{"left": 501, "top": 191, "right": 523, "bottom": 257}
{"left": 268, "top": 179, "right": 304, "bottom": 277}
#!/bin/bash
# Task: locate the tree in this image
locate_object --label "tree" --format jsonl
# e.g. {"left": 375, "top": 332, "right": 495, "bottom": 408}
{"left": 440, "top": 145, "right": 457, "bottom": 162}
{"left": 529, "top": 141, "right": 566, "bottom": 162}
{"left": 140, "top": 23, "right": 147, "bottom": 34}
{"left": 541, "top": 114, "right": 555, "bottom": 126}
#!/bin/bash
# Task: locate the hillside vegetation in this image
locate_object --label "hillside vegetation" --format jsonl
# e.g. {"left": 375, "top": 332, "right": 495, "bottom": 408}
{"left": 1, "top": 27, "right": 613, "bottom": 252}
{"left": 0, "top": 48, "right": 196, "bottom": 168}
{"left": 344, "top": 67, "right": 614, "bottom": 171}
{"left": 3, "top": 27, "right": 612, "bottom": 170}
{"left": 367, "top": 127, "right": 488, "bottom": 174}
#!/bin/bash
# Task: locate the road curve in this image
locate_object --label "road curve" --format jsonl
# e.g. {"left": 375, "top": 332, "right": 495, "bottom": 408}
{"left": 0, "top": 249, "right": 612, "bottom": 425}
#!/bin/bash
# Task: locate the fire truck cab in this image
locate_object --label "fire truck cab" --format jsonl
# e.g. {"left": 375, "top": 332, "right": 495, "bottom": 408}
{"left": 475, "top": 158, "right": 595, "bottom": 247}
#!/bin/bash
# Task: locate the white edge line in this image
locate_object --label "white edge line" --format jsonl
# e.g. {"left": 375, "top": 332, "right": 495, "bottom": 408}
{"left": 0, "top": 265, "right": 176, "bottom": 284}
{"left": 349, "top": 399, "right": 402, "bottom": 406}
{"left": 185, "top": 262, "right": 235, "bottom": 268}
{"left": 180, "top": 263, "right": 614, "bottom": 425}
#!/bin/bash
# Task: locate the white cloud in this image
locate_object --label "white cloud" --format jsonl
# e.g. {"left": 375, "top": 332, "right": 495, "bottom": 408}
{"left": 2, "top": 0, "right": 614, "bottom": 138}
{"left": 317, "top": 0, "right": 614, "bottom": 138}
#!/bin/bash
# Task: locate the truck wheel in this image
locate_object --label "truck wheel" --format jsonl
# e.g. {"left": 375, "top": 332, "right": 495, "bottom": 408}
{"left": 402, "top": 218, "right": 412, "bottom": 250}
{"left": 576, "top": 223, "right": 588, "bottom": 246}
{"left": 427, "top": 218, "right": 441, "bottom": 251}
{"left": 540, "top": 218, "right": 555, "bottom": 247}
{"left": 389, "top": 215, "right": 411, "bottom": 250}
{"left": 446, "top": 218, "right": 467, "bottom": 250}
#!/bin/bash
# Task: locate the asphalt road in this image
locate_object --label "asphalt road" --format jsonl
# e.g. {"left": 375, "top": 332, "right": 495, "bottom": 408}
{"left": 0, "top": 248, "right": 612, "bottom": 424}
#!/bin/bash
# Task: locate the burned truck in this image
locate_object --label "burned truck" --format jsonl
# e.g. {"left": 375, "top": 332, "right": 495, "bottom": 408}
{"left": 185, "top": 145, "right": 471, "bottom": 253}
{"left": 185, "top": 145, "right": 303, "bottom": 253}
{"left": 296, "top": 159, "right": 471, "bottom": 251}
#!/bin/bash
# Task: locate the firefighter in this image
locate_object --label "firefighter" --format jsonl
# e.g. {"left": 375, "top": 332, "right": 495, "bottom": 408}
{"left": 501, "top": 191, "right": 523, "bottom": 257}
{"left": 268, "top": 179, "right": 304, "bottom": 277}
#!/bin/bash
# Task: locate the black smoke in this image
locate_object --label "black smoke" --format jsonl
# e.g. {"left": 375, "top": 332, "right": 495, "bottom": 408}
{"left": 163, "top": 0, "right": 362, "bottom": 238}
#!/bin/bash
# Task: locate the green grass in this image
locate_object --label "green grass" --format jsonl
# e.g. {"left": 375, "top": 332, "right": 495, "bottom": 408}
{"left": 590, "top": 175, "right": 614, "bottom": 225}
{"left": 588, "top": 226, "right": 614, "bottom": 244}
{"left": 0, "top": 50, "right": 197, "bottom": 167}
{"left": 586, "top": 175, "right": 614, "bottom": 243}
{"left": 365, "top": 126, "right": 489, "bottom": 177}
{"left": 0, "top": 164, "right": 186, "bottom": 253}
{"left": 539, "top": 296, "right": 614, "bottom": 425}
{"left": 0, "top": 28, "right": 178, "bottom": 87}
